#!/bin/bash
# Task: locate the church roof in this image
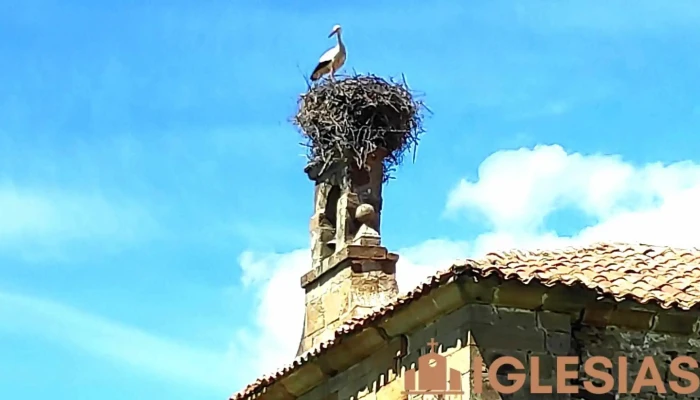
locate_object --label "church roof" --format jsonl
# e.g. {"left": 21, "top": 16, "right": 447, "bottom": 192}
{"left": 231, "top": 241, "right": 700, "bottom": 400}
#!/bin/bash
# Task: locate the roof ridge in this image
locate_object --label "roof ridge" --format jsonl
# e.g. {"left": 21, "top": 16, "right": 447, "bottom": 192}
{"left": 476, "top": 241, "right": 700, "bottom": 259}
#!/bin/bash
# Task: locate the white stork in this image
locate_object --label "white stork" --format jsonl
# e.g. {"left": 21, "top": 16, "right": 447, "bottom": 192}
{"left": 310, "top": 24, "right": 346, "bottom": 82}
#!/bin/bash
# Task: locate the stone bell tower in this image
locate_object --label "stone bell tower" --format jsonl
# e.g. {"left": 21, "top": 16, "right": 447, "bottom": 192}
{"left": 292, "top": 74, "right": 423, "bottom": 356}
{"left": 297, "top": 147, "right": 400, "bottom": 355}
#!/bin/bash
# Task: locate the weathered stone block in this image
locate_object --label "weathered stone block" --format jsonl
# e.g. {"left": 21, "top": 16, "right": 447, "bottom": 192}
{"left": 652, "top": 312, "right": 699, "bottom": 335}
{"left": 483, "top": 349, "right": 528, "bottom": 374}
{"left": 468, "top": 303, "right": 499, "bottom": 324}
{"left": 607, "top": 309, "right": 655, "bottom": 331}
{"left": 571, "top": 321, "right": 700, "bottom": 400}
{"left": 497, "top": 308, "right": 538, "bottom": 330}
{"left": 436, "top": 303, "right": 499, "bottom": 337}
{"left": 431, "top": 304, "right": 469, "bottom": 335}
{"left": 494, "top": 281, "right": 548, "bottom": 310}
{"left": 580, "top": 304, "right": 614, "bottom": 327}
{"left": 378, "top": 274, "right": 398, "bottom": 293}
{"left": 322, "top": 288, "right": 347, "bottom": 323}
{"left": 305, "top": 300, "right": 325, "bottom": 335}
{"left": 458, "top": 275, "right": 498, "bottom": 304}
{"left": 428, "top": 283, "right": 467, "bottom": 315}
{"left": 334, "top": 193, "right": 360, "bottom": 246}
{"left": 529, "top": 352, "right": 556, "bottom": 380}
{"left": 379, "top": 295, "right": 441, "bottom": 337}
{"left": 471, "top": 323, "right": 546, "bottom": 352}
{"left": 282, "top": 363, "right": 327, "bottom": 397}
{"left": 297, "top": 382, "right": 328, "bottom": 400}
{"left": 331, "top": 365, "right": 372, "bottom": 398}
{"left": 546, "top": 331, "right": 572, "bottom": 355}
{"left": 344, "top": 244, "right": 388, "bottom": 260}
{"left": 542, "top": 285, "right": 594, "bottom": 313}
{"left": 537, "top": 311, "right": 572, "bottom": 333}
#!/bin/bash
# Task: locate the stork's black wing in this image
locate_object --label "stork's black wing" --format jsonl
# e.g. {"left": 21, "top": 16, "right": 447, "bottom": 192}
{"left": 310, "top": 60, "right": 331, "bottom": 81}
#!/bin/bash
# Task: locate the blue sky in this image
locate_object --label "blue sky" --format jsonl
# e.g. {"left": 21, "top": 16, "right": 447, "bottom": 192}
{"left": 3, "top": 1, "right": 700, "bottom": 399}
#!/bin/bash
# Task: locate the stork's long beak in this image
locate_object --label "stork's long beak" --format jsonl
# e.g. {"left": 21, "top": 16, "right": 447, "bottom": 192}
{"left": 328, "top": 31, "right": 335, "bottom": 38}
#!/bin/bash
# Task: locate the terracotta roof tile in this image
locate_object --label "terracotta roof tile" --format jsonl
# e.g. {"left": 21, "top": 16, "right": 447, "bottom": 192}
{"left": 231, "top": 242, "right": 700, "bottom": 400}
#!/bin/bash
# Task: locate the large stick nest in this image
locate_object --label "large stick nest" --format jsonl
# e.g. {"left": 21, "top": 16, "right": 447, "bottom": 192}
{"left": 294, "top": 73, "right": 426, "bottom": 185}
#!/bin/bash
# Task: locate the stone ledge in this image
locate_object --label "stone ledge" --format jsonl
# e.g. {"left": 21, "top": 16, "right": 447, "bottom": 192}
{"left": 301, "top": 245, "right": 399, "bottom": 288}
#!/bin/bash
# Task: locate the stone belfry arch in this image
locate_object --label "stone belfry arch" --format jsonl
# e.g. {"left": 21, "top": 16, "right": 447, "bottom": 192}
{"left": 296, "top": 149, "right": 400, "bottom": 355}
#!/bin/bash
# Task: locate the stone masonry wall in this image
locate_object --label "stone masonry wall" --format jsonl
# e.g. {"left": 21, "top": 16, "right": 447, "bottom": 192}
{"left": 296, "top": 298, "right": 700, "bottom": 400}
{"left": 302, "top": 265, "right": 353, "bottom": 352}
{"left": 573, "top": 325, "right": 700, "bottom": 399}
{"left": 301, "top": 258, "right": 398, "bottom": 352}
{"left": 298, "top": 303, "right": 575, "bottom": 400}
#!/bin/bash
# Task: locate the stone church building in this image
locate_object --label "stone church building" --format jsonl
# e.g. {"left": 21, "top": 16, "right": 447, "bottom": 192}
{"left": 229, "top": 150, "right": 700, "bottom": 399}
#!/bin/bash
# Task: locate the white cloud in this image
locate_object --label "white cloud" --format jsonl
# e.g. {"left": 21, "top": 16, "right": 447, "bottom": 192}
{"left": 395, "top": 238, "right": 472, "bottom": 291}
{"left": 0, "top": 184, "right": 159, "bottom": 261}
{"left": 232, "top": 144, "right": 700, "bottom": 388}
{"left": 446, "top": 144, "right": 700, "bottom": 252}
{"left": 232, "top": 249, "right": 307, "bottom": 383}
{"left": 0, "top": 290, "right": 235, "bottom": 391}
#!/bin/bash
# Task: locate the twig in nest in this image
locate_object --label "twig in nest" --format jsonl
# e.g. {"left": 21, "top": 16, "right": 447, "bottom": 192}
{"left": 293, "top": 73, "right": 426, "bottom": 184}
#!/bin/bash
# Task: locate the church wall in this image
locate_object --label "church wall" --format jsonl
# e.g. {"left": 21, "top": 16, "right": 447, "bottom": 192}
{"left": 297, "top": 303, "right": 574, "bottom": 400}
{"left": 296, "top": 301, "right": 700, "bottom": 400}
{"left": 574, "top": 324, "right": 700, "bottom": 399}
